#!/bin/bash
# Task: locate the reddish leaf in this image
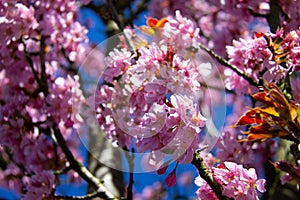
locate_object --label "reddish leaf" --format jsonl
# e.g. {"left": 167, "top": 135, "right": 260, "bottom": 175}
{"left": 269, "top": 88, "right": 290, "bottom": 108}
{"left": 252, "top": 92, "right": 274, "bottom": 107}
{"left": 240, "top": 133, "right": 273, "bottom": 142}
{"left": 235, "top": 82, "right": 300, "bottom": 142}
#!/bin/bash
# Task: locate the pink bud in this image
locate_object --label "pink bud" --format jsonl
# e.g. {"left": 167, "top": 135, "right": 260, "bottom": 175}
{"left": 164, "top": 170, "right": 176, "bottom": 187}
{"left": 157, "top": 165, "right": 168, "bottom": 175}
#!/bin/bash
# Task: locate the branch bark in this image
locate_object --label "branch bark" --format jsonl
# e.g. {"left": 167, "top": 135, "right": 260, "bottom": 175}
{"left": 52, "top": 125, "right": 117, "bottom": 200}
{"left": 197, "top": 42, "right": 260, "bottom": 88}
{"left": 192, "top": 150, "right": 231, "bottom": 200}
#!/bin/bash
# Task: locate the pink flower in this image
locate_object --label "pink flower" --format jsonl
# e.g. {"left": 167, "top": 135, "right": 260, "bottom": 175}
{"left": 148, "top": 0, "right": 191, "bottom": 19}
{"left": 195, "top": 176, "right": 218, "bottom": 200}
{"left": 23, "top": 171, "right": 54, "bottom": 200}
{"left": 164, "top": 168, "right": 177, "bottom": 187}
{"left": 216, "top": 131, "right": 255, "bottom": 168}
{"left": 97, "top": 21, "right": 207, "bottom": 167}
{"left": 0, "top": 0, "right": 87, "bottom": 196}
{"left": 163, "top": 11, "right": 200, "bottom": 50}
{"left": 225, "top": 29, "right": 300, "bottom": 93}
{"left": 195, "top": 162, "right": 266, "bottom": 200}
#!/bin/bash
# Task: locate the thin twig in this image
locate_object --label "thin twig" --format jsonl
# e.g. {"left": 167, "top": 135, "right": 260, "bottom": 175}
{"left": 124, "top": 148, "right": 135, "bottom": 200}
{"left": 192, "top": 150, "right": 231, "bottom": 200}
{"left": 23, "top": 43, "right": 43, "bottom": 90}
{"left": 199, "top": 81, "right": 236, "bottom": 94}
{"left": 106, "top": 0, "right": 137, "bottom": 56}
{"left": 39, "top": 36, "right": 49, "bottom": 96}
{"left": 197, "top": 42, "right": 260, "bottom": 88}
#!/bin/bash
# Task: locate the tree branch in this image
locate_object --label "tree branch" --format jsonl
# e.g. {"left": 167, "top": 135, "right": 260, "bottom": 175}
{"left": 106, "top": 0, "right": 137, "bottom": 56}
{"left": 197, "top": 42, "right": 260, "bottom": 88}
{"left": 266, "top": 0, "right": 281, "bottom": 33}
{"left": 192, "top": 150, "right": 231, "bottom": 200}
{"left": 23, "top": 43, "right": 43, "bottom": 91}
{"left": 52, "top": 125, "right": 117, "bottom": 200}
{"left": 39, "top": 35, "right": 49, "bottom": 96}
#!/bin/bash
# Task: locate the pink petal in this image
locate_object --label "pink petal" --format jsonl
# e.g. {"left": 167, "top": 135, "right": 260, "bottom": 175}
{"left": 256, "top": 179, "right": 266, "bottom": 193}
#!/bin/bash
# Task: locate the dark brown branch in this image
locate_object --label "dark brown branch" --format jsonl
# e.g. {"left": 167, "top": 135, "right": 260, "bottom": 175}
{"left": 192, "top": 150, "right": 231, "bottom": 200}
{"left": 23, "top": 44, "right": 43, "bottom": 90}
{"left": 52, "top": 125, "right": 117, "bottom": 200}
{"left": 266, "top": 0, "right": 281, "bottom": 33}
{"left": 0, "top": 153, "right": 7, "bottom": 170}
{"left": 39, "top": 36, "right": 49, "bottom": 96}
{"left": 106, "top": 0, "right": 137, "bottom": 56}
{"left": 197, "top": 42, "right": 260, "bottom": 88}
{"left": 106, "top": 0, "right": 124, "bottom": 30}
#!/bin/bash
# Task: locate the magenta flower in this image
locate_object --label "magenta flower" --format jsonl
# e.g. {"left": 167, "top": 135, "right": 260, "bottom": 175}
{"left": 195, "top": 162, "right": 266, "bottom": 200}
{"left": 96, "top": 11, "right": 208, "bottom": 171}
{"left": 23, "top": 171, "right": 54, "bottom": 200}
{"left": 164, "top": 168, "right": 177, "bottom": 187}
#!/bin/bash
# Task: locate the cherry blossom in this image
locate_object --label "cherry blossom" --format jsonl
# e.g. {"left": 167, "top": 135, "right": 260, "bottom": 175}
{"left": 1, "top": 0, "right": 299, "bottom": 199}
{"left": 195, "top": 162, "right": 266, "bottom": 200}
{"left": 0, "top": 0, "right": 87, "bottom": 198}
{"left": 225, "top": 29, "right": 300, "bottom": 93}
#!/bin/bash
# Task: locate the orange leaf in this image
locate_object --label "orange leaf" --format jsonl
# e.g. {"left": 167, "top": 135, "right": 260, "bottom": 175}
{"left": 235, "top": 82, "right": 300, "bottom": 142}
{"left": 146, "top": 17, "right": 158, "bottom": 27}
{"left": 252, "top": 92, "right": 274, "bottom": 107}
{"left": 269, "top": 88, "right": 290, "bottom": 108}
{"left": 247, "top": 133, "right": 273, "bottom": 141}
{"left": 146, "top": 17, "right": 167, "bottom": 28}
{"left": 156, "top": 17, "right": 168, "bottom": 28}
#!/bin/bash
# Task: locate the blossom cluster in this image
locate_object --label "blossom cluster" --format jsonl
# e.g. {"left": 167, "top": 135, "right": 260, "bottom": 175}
{"left": 195, "top": 162, "right": 266, "bottom": 200}
{"left": 0, "top": 0, "right": 87, "bottom": 198}
{"left": 225, "top": 29, "right": 300, "bottom": 93}
{"left": 149, "top": 0, "right": 270, "bottom": 56}
{"left": 147, "top": 1, "right": 300, "bottom": 197}
{"left": 0, "top": 0, "right": 299, "bottom": 199}
{"left": 96, "top": 11, "right": 207, "bottom": 171}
